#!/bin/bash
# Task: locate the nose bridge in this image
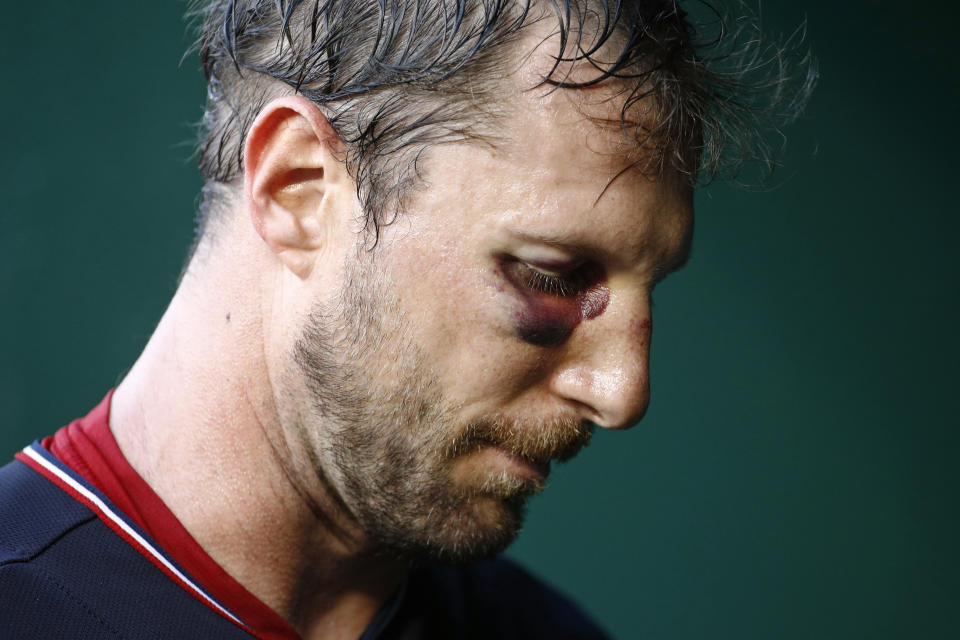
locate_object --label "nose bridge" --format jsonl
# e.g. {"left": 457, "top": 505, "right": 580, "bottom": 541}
{"left": 553, "top": 293, "right": 652, "bottom": 430}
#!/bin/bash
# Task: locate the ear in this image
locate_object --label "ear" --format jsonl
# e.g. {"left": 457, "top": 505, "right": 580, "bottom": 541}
{"left": 243, "top": 95, "right": 351, "bottom": 279}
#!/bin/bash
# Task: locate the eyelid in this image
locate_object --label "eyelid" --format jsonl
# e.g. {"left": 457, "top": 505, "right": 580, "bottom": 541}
{"left": 522, "top": 265, "right": 575, "bottom": 296}
{"left": 524, "top": 262, "right": 569, "bottom": 278}
{"left": 513, "top": 259, "right": 594, "bottom": 298}
{"left": 517, "top": 252, "right": 583, "bottom": 277}
{"left": 511, "top": 244, "right": 579, "bottom": 271}
{"left": 497, "top": 252, "right": 599, "bottom": 298}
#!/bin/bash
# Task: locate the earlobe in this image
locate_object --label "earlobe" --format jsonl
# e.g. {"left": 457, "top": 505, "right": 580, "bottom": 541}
{"left": 244, "top": 96, "right": 347, "bottom": 279}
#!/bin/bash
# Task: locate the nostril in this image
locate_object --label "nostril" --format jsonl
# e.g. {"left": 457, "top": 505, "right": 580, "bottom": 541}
{"left": 591, "top": 366, "right": 650, "bottom": 430}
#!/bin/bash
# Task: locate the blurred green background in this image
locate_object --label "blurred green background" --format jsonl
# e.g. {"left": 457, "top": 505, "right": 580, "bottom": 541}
{"left": 1, "top": 2, "right": 956, "bottom": 638}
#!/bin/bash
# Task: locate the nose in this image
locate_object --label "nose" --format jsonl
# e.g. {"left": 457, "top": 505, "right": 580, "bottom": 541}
{"left": 549, "top": 305, "right": 652, "bottom": 430}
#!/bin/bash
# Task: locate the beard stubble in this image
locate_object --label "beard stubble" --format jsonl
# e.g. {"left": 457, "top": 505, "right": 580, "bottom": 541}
{"left": 291, "top": 247, "right": 593, "bottom": 563}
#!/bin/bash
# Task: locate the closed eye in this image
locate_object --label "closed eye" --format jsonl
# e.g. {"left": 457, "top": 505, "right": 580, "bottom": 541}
{"left": 522, "top": 265, "right": 580, "bottom": 296}
{"left": 502, "top": 257, "right": 604, "bottom": 298}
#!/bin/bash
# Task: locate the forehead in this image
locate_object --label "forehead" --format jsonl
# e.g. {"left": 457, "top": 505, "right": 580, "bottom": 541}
{"left": 382, "top": 24, "right": 693, "bottom": 273}
{"left": 395, "top": 78, "right": 692, "bottom": 280}
{"left": 474, "top": 56, "right": 693, "bottom": 264}
{"left": 504, "top": 16, "right": 688, "bottom": 171}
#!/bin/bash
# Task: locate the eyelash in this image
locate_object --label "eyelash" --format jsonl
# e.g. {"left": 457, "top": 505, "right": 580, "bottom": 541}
{"left": 518, "top": 263, "right": 583, "bottom": 297}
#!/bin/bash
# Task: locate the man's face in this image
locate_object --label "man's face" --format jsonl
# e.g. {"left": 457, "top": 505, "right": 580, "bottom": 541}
{"left": 290, "top": 78, "right": 693, "bottom": 562}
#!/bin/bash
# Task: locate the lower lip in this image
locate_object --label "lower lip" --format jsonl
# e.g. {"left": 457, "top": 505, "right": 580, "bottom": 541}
{"left": 486, "top": 444, "right": 551, "bottom": 480}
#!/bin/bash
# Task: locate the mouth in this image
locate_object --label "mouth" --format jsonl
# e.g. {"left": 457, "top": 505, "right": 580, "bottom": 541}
{"left": 446, "top": 417, "right": 593, "bottom": 490}
{"left": 480, "top": 442, "right": 552, "bottom": 481}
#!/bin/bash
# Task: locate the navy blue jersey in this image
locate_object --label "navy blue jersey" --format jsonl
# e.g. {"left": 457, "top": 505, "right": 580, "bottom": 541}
{"left": 1, "top": 443, "right": 610, "bottom": 639}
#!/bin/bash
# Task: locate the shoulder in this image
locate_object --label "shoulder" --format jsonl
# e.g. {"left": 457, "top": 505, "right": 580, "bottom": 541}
{"left": 387, "top": 555, "right": 611, "bottom": 639}
{"left": 0, "top": 458, "right": 253, "bottom": 639}
{"left": 0, "top": 457, "right": 120, "bottom": 637}
{"left": 0, "top": 457, "right": 96, "bottom": 565}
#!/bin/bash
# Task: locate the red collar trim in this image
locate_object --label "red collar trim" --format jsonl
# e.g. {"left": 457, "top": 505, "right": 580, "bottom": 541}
{"left": 45, "top": 391, "right": 300, "bottom": 640}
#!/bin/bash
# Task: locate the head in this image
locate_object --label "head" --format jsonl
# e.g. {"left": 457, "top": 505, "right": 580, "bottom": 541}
{"left": 185, "top": 0, "right": 812, "bottom": 562}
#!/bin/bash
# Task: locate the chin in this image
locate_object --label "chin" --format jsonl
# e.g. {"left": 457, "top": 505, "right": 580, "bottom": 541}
{"left": 372, "top": 492, "right": 530, "bottom": 565}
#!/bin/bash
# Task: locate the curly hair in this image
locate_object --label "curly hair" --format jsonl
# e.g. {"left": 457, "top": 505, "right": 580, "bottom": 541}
{"left": 189, "top": 0, "right": 815, "bottom": 239}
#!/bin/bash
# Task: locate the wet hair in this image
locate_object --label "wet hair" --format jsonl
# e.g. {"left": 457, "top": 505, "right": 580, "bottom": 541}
{"left": 189, "top": 0, "right": 815, "bottom": 240}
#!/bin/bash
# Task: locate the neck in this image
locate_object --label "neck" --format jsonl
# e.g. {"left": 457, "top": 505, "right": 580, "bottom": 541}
{"left": 109, "top": 229, "right": 404, "bottom": 640}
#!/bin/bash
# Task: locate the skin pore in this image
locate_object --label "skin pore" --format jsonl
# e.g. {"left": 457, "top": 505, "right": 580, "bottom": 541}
{"left": 107, "top": 27, "right": 693, "bottom": 640}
